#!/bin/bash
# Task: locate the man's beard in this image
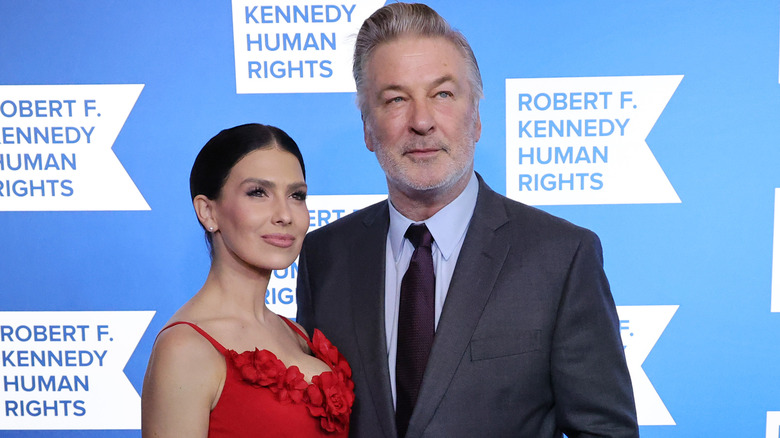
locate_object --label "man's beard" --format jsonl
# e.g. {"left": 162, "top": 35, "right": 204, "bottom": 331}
{"left": 371, "top": 134, "right": 475, "bottom": 194}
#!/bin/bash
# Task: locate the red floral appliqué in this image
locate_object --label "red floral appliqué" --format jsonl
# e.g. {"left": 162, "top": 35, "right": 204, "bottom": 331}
{"left": 229, "top": 329, "right": 354, "bottom": 433}
{"left": 305, "top": 330, "right": 355, "bottom": 433}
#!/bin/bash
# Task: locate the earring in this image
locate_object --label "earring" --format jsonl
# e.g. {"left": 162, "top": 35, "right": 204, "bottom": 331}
{"left": 208, "top": 227, "right": 214, "bottom": 232}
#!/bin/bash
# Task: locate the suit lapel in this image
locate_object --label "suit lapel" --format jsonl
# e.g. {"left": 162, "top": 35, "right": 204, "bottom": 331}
{"left": 406, "top": 178, "right": 512, "bottom": 437}
{"left": 350, "top": 202, "right": 397, "bottom": 438}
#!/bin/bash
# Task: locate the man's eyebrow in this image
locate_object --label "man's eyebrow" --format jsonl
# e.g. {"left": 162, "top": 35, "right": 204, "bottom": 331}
{"left": 378, "top": 84, "right": 405, "bottom": 94}
{"left": 430, "top": 75, "right": 456, "bottom": 88}
{"left": 378, "top": 75, "right": 457, "bottom": 95}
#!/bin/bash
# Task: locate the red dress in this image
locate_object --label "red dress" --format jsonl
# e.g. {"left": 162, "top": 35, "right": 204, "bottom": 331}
{"left": 160, "top": 317, "right": 354, "bottom": 437}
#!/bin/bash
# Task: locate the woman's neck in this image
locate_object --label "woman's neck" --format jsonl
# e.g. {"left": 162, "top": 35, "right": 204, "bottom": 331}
{"left": 199, "top": 257, "right": 274, "bottom": 323}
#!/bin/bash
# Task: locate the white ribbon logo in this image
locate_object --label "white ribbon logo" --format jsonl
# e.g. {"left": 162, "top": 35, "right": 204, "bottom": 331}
{"left": 505, "top": 75, "right": 682, "bottom": 205}
{"left": 618, "top": 305, "right": 677, "bottom": 426}
{"left": 0, "top": 84, "right": 148, "bottom": 211}
{"left": 0, "top": 311, "right": 154, "bottom": 429}
{"left": 232, "top": 0, "right": 386, "bottom": 94}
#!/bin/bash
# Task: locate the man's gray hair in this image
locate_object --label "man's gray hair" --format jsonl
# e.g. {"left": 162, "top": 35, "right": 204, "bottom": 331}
{"left": 352, "top": 2, "right": 483, "bottom": 116}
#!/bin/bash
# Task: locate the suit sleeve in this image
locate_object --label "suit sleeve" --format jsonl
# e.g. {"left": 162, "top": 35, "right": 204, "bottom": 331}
{"left": 551, "top": 231, "right": 639, "bottom": 438}
{"left": 295, "top": 239, "right": 315, "bottom": 337}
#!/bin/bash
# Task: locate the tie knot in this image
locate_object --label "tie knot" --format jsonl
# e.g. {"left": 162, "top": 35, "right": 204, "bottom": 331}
{"left": 405, "top": 223, "right": 434, "bottom": 249}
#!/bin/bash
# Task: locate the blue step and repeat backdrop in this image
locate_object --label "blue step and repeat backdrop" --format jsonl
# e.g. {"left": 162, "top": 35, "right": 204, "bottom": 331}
{"left": 1, "top": 1, "right": 779, "bottom": 436}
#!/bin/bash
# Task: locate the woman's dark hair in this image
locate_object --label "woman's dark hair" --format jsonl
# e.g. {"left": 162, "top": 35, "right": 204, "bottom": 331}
{"left": 189, "top": 123, "right": 305, "bottom": 251}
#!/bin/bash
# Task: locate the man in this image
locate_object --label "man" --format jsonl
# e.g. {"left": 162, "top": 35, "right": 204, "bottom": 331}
{"left": 297, "top": 3, "right": 639, "bottom": 437}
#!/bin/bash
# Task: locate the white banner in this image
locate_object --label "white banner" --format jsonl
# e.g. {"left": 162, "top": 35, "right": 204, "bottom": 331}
{"left": 0, "top": 84, "right": 148, "bottom": 211}
{"left": 767, "top": 411, "right": 780, "bottom": 438}
{"left": 505, "top": 75, "right": 682, "bottom": 205}
{"left": 617, "top": 305, "right": 678, "bottom": 426}
{"left": 267, "top": 194, "right": 386, "bottom": 317}
{"left": 231, "top": 0, "right": 385, "bottom": 94}
{"left": 0, "top": 311, "right": 154, "bottom": 429}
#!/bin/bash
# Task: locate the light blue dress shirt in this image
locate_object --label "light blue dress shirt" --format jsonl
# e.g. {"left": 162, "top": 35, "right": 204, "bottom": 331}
{"left": 384, "top": 172, "right": 479, "bottom": 406}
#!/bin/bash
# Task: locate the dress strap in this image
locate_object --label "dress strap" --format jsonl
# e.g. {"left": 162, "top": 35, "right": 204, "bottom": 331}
{"left": 278, "top": 315, "right": 310, "bottom": 344}
{"left": 159, "top": 321, "right": 228, "bottom": 355}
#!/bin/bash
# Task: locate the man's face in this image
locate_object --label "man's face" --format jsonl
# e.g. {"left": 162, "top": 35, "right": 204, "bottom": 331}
{"left": 362, "top": 35, "right": 481, "bottom": 202}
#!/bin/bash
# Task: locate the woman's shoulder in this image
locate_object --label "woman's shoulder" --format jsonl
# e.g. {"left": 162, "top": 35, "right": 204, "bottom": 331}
{"left": 144, "top": 320, "right": 226, "bottom": 404}
{"left": 150, "top": 321, "right": 226, "bottom": 379}
{"left": 156, "top": 321, "right": 219, "bottom": 351}
{"left": 159, "top": 293, "right": 228, "bottom": 348}
{"left": 142, "top": 321, "right": 226, "bottom": 436}
{"left": 151, "top": 298, "right": 229, "bottom": 369}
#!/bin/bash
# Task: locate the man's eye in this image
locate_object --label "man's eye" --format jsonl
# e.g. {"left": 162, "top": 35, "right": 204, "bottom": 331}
{"left": 436, "top": 91, "right": 452, "bottom": 98}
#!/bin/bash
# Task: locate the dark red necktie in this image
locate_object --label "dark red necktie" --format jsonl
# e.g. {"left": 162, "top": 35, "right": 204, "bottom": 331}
{"left": 395, "top": 223, "right": 435, "bottom": 438}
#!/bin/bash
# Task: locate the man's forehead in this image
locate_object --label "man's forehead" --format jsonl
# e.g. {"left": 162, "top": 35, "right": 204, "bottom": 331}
{"left": 369, "top": 34, "right": 461, "bottom": 60}
{"left": 365, "top": 35, "right": 467, "bottom": 82}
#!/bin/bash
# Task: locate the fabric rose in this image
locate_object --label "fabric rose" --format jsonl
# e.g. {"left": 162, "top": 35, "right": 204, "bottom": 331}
{"left": 275, "top": 366, "right": 309, "bottom": 404}
{"left": 229, "top": 349, "right": 252, "bottom": 370}
{"left": 305, "top": 385, "right": 326, "bottom": 417}
{"left": 307, "top": 371, "right": 354, "bottom": 433}
{"left": 333, "top": 356, "right": 353, "bottom": 383}
{"left": 230, "top": 349, "right": 284, "bottom": 387}
{"left": 311, "top": 329, "right": 340, "bottom": 366}
{"left": 312, "top": 329, "right": 353, "bottom": 385}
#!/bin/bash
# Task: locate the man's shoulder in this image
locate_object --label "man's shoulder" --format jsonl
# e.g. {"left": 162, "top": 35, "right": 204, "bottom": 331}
{"left": 477, "top": 182, "right": 596, "bottom": 240}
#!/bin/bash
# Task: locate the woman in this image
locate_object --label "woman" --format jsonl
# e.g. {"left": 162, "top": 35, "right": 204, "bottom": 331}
{"left": 142, "top": 124, "right": 354, "bottom": 437}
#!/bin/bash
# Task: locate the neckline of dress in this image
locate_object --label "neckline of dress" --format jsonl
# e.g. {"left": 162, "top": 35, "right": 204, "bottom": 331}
{"left": 225, "top": 341, "right": 333, "bottom": 384}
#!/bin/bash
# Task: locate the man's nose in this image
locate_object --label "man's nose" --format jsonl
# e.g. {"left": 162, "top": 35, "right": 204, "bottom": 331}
{"left": 409, "top": 99, "right": 434, "bottom": 135}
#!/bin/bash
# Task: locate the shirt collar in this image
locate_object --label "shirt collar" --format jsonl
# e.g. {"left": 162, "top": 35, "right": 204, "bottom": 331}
{"left": 388, "top": 172, "right": 478, "bottom": 262}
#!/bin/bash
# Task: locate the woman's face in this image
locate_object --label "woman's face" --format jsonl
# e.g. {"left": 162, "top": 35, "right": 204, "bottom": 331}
{"left": 210, "top": 146, "right": 309, "bottom": 273}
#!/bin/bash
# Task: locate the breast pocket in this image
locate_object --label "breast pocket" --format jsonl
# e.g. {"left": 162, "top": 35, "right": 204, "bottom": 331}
{"left": 469, "top": 330, "right": 542, "bottom": 361}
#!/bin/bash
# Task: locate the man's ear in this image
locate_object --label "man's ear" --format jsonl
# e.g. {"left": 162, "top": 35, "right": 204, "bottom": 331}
{"left": 193, "top": 195, "right": 218, "bottom": 232}
{"left": 474, "top": 110, "right": 482, "bottom": 143}
{"left": 363, "top": 119, "right": 375, "bottom": 152}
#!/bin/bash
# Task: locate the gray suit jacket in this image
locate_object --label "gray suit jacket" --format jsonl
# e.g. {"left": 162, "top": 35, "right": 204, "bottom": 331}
{"left": 296, "top": 175, "right": 638, "bottom": 438}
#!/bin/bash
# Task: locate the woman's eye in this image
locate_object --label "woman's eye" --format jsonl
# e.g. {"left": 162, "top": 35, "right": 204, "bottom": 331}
{"left": 247, "top": 187, "right": 267, "bottom": 197}
{"left": 291, "top": 191, "right": 307, "bottom": 201}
